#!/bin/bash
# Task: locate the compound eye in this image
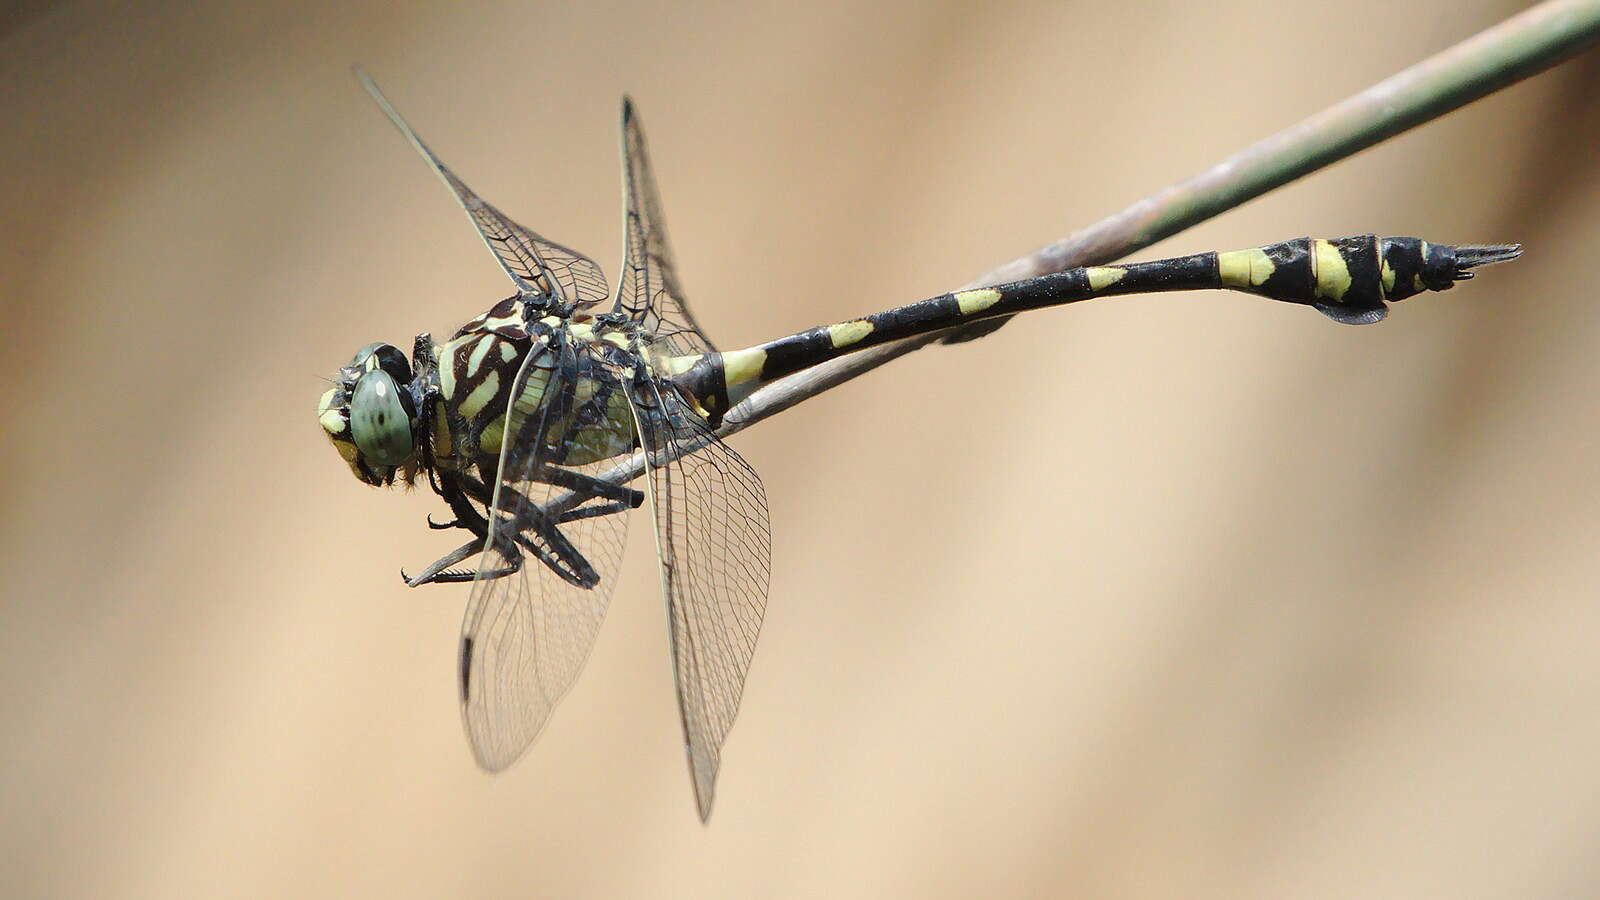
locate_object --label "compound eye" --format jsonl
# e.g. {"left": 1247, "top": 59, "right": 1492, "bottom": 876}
{"left": 349, "top": 370, "right": 414, "bottom": 466}
{"left": 349, "top": 342, "right": 413, "bottom": 386}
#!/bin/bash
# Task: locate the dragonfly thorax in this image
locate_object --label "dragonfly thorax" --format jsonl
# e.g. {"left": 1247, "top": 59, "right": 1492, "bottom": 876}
{"left": 429, "top": 301, "right": 640, "bottom": 485}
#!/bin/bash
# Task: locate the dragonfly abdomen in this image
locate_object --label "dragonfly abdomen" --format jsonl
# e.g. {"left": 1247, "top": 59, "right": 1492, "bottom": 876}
{"left": 1215, "top": 235, "right": 1507, "bottom": 324}
{"left": 679, "top": 235, "right": 1519, "bottom": 410}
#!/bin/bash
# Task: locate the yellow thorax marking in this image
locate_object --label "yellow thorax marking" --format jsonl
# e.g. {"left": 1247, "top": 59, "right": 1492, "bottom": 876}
{"left": 1380, "top": 260, "right": 1396, "bottom": 298}
{"left": 431, "top": 400, "right": 452, "bottom": 459}
{"left": 466, "top": 335, "right": 494, "bottom": 377}
{"left": 827, "top": 320, "right": 874, "bottom": 348}
{"left": 1085, "top": 266, "right": 1126, "bottom": 291}
{"left": 478, "top": 413, "right": 506, "bottom": 454}
{"left": 1312, "top": 239, "right": 1352, "bottom": 301}
{"left": 458, "top": 370, "right": 500, "bottom": 419}
{"left": 954, "top": 288, "right": 1001, "bottom": 315}
{"left": 439, "top": 350, "right": 457, "bottom": 402}
{"left": 480, "top": 309, "right": 521, "bottom": 332}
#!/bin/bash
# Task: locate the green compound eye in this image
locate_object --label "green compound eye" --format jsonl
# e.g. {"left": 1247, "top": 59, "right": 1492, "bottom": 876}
{"left": 349, "top": 370, "right": 414, "bottom": 466}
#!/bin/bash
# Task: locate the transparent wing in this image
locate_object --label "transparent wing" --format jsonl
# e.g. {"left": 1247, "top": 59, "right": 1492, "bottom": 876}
{"left": 623, "top": 373, "right": 771, "bottom": 820}
{"left": 357, "top": 69, "right": 610, "bottom": 308}
{"left": 612, "top": 98, "right": 717, "bottom": 356}
{"left": 459, "top": 341, "right": 635, "bottom": 770}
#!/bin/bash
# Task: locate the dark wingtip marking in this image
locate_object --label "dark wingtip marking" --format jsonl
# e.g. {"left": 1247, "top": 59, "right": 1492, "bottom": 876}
{"left": 459, "top": 636, "right": 474, "bottom": 702}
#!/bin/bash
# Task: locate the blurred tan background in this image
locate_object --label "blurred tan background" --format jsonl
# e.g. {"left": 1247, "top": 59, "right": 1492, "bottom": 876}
{"left": 3, "top": 1, "right": 1598, "bottom": 897}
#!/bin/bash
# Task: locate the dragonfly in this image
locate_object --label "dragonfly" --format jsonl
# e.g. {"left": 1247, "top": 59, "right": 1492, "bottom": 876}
{"left": 318, "top": 71, "right": 1521, "bottom": 821}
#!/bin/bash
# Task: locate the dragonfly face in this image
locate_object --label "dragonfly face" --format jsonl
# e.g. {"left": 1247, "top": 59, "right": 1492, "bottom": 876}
{"left": 318, "top": 341, "right": 421, "bottom": 487}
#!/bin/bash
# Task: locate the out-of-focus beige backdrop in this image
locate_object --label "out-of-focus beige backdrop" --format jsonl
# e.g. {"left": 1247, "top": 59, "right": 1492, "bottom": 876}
{"left": 4, "top": 1, "right": 1598, "bottom": 897}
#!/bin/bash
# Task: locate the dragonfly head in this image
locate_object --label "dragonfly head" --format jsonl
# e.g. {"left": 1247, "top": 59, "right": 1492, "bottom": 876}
{"left": 318, "top": 342, "right": 422, "bottom": 487}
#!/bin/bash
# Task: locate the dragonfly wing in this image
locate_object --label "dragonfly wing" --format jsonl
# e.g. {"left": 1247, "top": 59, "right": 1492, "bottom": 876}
{"left": 357, "top": 69, "right": 610, "bottom": 308}
{"left": 611, "top": 98, "right": 717, "bottom": 356}
{"left": 623, "top": 372, "right": 771, "bottom": 820}
{"left": 458, "top": 338, "right": 634, "bottom": 769}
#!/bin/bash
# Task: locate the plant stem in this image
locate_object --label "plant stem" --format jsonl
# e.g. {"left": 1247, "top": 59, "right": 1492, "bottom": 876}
{"left": 720, "top": 0, "right": 1600, "bottom": 435}
{"left": 562, "top": 0, "right": 1600, "bottom": 499}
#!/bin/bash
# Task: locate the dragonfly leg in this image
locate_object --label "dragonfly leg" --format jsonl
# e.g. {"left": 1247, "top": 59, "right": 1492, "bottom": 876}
{"left": 534, "top": 464, "right": 643, "bottom": 507}
{"left": 498, "top": 502, "right": 602, "bottom": 589}
{"left": 539, "top": 470, "right": 641, "bottom": 524}
{"left": 444, "top": 469, "right": 638, "bottom": 524}
{"left": 403, "top": 472, "right": 512, "bottom": 586}
{"left": 409, "top": 467, "right": 620, "bottom": 588}
{"left": 402, "top": 538, "right": 520, "bottom": 586}
{"left": 558, "top": 499, "right": 635, "bottom": 523}
{"left": 521, "top": 464, "right": 643, "bottom": 529}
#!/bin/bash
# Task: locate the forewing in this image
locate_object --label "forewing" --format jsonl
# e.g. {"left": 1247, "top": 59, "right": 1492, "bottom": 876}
{"left": 458, "top": 343, "right": 633, "bottom": 770}
{"left": 623, "top": 373, "right": 771, "bottom": 820}
{"left": 358, "top": 69, "right": 610, "bottom": 308}
{"left": 612, "top": 98, "right": 717, "bottom": 356}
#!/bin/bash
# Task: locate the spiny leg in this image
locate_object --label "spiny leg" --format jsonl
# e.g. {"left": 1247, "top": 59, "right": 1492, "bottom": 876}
{"left": 406, "top": 467, "right": 631, "bottom": 588}
{"left": 435, "top": 470, "right": 494, "bottom": 534}
{"left": 533, "top": 465, "right": 643, "bottom": 523}
{"left": 535, "top": 463, "right": 643, "bottom": 507}
{"left": 409, "top": 369, "right": 641, "bottom": 588}
{"left": 403, "top": 472, "right": 502, "bottom": 586}
{"left": 559, "top": 500, "right": 636, "bottom": 523}
{"left": 427, "top": 466, "right": 642, "bottom": 532}
{"left": 403, "top": 537, "right": 520, "bottom": 586}
{"left": 503, "top": 506, "right": 600, "bottom": 588}
{"left": 406, "top": 478, "right": 566, "bottom": 587}
{"left": 481, "top": 375, "right": 609, "bottom": 589}
{"left": 405, "top": 496, "right": 588, "bottom": 588}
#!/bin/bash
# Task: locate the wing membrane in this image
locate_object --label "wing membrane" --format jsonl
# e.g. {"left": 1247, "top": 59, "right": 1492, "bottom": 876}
{"left": 612, "top": 98, "right": 717, "bottom": 356}
{"left": 624, "top": 373, "right": 771, "bottom": 820}
{"left": 358, "top": 69, "right": 609, "bottom": 308}
{"left": 459, "top": 340, "right": 633, "bottom": 769}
